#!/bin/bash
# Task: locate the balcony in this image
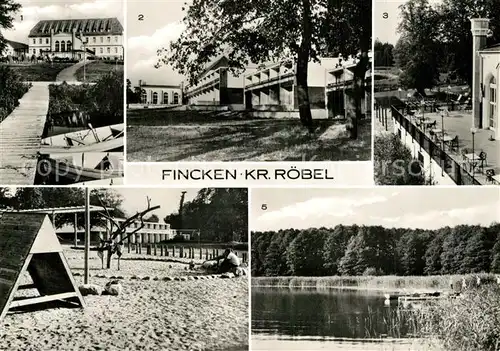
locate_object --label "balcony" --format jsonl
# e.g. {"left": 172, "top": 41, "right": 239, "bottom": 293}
{"left": 391, "top": 106, "right": 499, "bottom": 185}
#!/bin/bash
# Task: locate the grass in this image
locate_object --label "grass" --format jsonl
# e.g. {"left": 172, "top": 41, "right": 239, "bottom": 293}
{"left": 251, "top": 274, "right": 499, "bottom": 292}
{"left": 75, "top": 61, "right": 124, "bottom": 82}
{"left": 412, "top": 285, "right": 500, "bottom": 351}
{"left": 0, "top": 62, "right": 73, "bottom": 81}
{"left": 126, "top": 109, "right": 371, "bottom": 161}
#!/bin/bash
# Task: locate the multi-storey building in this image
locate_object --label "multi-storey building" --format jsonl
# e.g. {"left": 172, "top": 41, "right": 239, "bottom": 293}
{"left": 28, "top": 18, "right": 123, "bottom": 60}
{"left": 183, "top": 56, "right": 256, "bottom": 109}
{"left": 243, "top": 58, "right": 339, "bottom": 119}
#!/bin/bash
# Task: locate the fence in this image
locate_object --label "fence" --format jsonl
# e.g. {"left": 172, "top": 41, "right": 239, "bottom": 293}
{"left": 391, "top": 105, "right": 481, "bottom": 185}
{"left": 124, "top": 243, "right": 248, "bottom": 263}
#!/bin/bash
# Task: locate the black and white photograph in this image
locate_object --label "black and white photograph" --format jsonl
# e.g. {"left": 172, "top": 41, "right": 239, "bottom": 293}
{"left": 0, "top": 187, "right": 249, "bottom": 351}
{"left": 0, "top": 0, "right": 124, "bottom": 185}
{"left": 251, "top": 187, "right": 500, "bottom": 351}
{"left": 374, "top": 0, "right": 499, "bottom": 186}
{"left": 126, "top": 0, "right": 372, "bottom": 162}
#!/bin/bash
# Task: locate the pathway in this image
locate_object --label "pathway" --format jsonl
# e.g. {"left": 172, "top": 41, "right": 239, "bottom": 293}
{"left": 0, "top": 82, "right": 50, "bottom": 184}
{"left": 55, "top": 60, "right": 89, "bottom": 82}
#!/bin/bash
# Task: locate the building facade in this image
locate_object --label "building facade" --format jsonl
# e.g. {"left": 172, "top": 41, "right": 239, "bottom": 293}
{"left": 2, "top": 39, "right": 29, "bottom": 58}
{"left": 243, "top": 58, "right": 339, "bottom": 119}
{"left": 326, "top": 58, "right": 372, "bottom": 119}
{"left": 183, "top": 56, "right": 256, "bottom": 109}
{"left": 139, "top": 83, "right": 182, "bottom": 106}
{"left": 472, "top": 18, "right": 499, "bottom": 139}
{"left": 28, "top": 18, "right": 124, "bottom": 59}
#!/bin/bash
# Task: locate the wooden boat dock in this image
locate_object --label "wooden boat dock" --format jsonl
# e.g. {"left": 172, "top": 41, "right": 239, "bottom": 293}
{"left": 0, "top": 83, "right": 49, "bottom": 184}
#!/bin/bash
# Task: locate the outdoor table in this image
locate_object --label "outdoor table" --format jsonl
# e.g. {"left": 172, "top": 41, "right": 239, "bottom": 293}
{"left": 463, "top": 153, "right": 480, "bottom": 173}
{"left": 493, "top": 174, "right": 500, "bottom": 185}
{"left": 420, "top": 119, "right": 435, "bottom": 132}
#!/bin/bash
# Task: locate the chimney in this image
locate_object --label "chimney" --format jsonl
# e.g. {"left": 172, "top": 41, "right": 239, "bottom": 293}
{"left": 470, "top": 18, "right": 489, "bottom": 128}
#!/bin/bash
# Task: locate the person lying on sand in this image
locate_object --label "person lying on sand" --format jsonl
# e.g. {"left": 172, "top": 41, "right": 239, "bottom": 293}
{"left": 216, "top": 248, "right": 240, "bottom": 274}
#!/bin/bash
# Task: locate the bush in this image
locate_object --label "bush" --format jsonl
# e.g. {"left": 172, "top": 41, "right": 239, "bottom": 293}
{"left": 416, "top": 285, "right": 500, "bottom": 351}
{"left": 0, "top": 66, "right": 31, "bottom": 122}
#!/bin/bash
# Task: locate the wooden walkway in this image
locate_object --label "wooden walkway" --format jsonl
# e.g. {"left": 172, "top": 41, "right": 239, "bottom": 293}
{"left": 0, "top": 82, "right": 49, "bottom": 184}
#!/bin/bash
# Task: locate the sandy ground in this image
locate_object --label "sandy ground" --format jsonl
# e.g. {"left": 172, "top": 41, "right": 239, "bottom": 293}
{"left": 0, "top": 248, "right": 249, "bottom": 351}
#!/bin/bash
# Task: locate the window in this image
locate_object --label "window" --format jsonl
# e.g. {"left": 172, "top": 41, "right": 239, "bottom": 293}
{"left": 152, "top": 92, "right": 159, "bottom": 104}
{"left": 173, "top": 92, "right": 179, "bottom": 105}
{"left": 55, "top": 41, "right": 59, "bottom": 52}
{"left": 107, "top": 47, "right": 110, "bottom": 53}
{"left": 107, "top": 36, "right": 110, "bottom": 42}
{"left": 115, "top": 36, "right": 118, "bottom": 42}
{"left": 141, "top": 90, "right": 147, "bottom": 104}
{"left": 67, "top": 41, "right": 72, "bottom": 51}
{"left": 115, "top": 47, "right": 118, "bottom": 54}
{"left": 490, "top": 76, "right": 497, "bottom": 129}
{"left": 33, "top": 39, "right": 36, "bottom": 44}
{"left": 163, "top": 92, "right": 169, "bottom": 104}
{"left": 61, "top": 41, "right": 66, "bottom": 52}
{"left": 93, "top": 37, "right": 96, "bottom": 43}
{"left": 100, "top": 37, "right": 103, "bottom": 43}
{"left": 100, "top": 47, "right": 103, "bottom": 54}
{"left": 39, "top": 38, "right": 42, "bottom": 44}
{"left": 46, "top": 38, "right": 49, "bottom": 44}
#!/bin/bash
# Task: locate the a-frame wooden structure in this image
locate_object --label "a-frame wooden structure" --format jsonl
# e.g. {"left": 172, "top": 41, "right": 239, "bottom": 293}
{"left": 0, "top": 212, "right": 85, "bottom": 322}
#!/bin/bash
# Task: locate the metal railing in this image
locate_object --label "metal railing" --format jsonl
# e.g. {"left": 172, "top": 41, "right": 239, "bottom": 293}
{"left": 391, "top": 106, "right": 481, "bottom": 185}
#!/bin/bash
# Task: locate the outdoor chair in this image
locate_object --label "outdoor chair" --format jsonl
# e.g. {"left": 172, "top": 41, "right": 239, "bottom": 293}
{"left": 429, "top": 120, "right": 437, "bottom": 129}
{"left": 485, "top": 169, "right": 496, "bottom": 184}
{"left": 450, "top": 135, "right": 459, "bottom": 152}
{"left": 478, "top": 151, "right": 487, "bottom": 172}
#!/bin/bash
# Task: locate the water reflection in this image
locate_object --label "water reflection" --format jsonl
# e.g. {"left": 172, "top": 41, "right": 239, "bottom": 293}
{"left": 252, "top": 287, "right": 415, "bottom": 339}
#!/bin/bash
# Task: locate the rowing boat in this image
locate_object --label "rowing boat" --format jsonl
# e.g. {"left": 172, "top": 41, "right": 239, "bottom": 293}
{"left": 37, "top": 152, "right": 124, "bottom": 184}
{"left": 40, "top": 123, "right": 124, "bottom": 153}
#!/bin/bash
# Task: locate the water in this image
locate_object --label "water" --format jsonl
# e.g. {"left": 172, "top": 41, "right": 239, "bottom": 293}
{"left": 252, "top": 287, "right": 416, "bottom": 340}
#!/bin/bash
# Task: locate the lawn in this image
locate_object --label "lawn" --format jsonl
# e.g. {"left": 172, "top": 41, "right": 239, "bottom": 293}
{"left": 75, "top": 61, "right": 124, "bottom": 82}
{"left": 126, "top": 109, "right": 371, "bottom": 161}
{"left": 0, "top": 62, "right": 73, "bottom": 81}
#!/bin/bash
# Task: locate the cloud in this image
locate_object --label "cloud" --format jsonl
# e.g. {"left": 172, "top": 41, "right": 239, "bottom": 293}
{"left": 256, "top": 195, "right": 389, "bottom": 228}
{"left": 128, "top": 22, "right": 184, "bottom": 52}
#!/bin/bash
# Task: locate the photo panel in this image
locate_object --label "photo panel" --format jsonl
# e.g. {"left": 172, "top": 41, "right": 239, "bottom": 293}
{"left": 0, "top": 0, "right": 125, "bottom": 185}
{"left": 0, "top": 186, "right": 250, "bottom": 351}
{"left": 126, "top": 0, "right": 372, "bottom": 163}
{"left": 250, "top": 187, "right": 500, "bottom": 351}
{"left": 374, "top": 0, "right": 500, "bottom": 186}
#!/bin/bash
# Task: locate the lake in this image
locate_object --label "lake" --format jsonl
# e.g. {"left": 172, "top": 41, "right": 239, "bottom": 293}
{"left": 252, "top": 287, "right": 434, "bottom": 351}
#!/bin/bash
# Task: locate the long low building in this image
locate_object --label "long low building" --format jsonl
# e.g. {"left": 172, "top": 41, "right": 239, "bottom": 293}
{"left": 138, "top": 83, "right": 182, "bottom": 106}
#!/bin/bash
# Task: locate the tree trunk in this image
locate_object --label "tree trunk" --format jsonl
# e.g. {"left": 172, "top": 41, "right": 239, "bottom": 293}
{"left": 106, "top": 248, "right": 112, "bottom": 269}
{"left": 346, "top": 50, "right": 370, "bottom": 140}
{"left": 297, "top": 0, "right": 313, "bottom": 133}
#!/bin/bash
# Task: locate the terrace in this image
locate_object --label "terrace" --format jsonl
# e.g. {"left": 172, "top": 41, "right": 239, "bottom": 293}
{"left": 390, "top": 103, "right": 499, "bottom": 185}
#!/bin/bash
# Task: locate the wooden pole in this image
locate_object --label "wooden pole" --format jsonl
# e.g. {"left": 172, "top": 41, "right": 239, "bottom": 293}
{"left": 84, "top": 187, "right": 90, "bottom": 284}
{"left": 73, "top": 212, "right": 78, "bottom": 247}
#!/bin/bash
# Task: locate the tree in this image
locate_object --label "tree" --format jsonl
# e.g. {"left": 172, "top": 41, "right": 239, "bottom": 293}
{"left": 463, "top": 226, "right": 495, "bottom": 273}
{"left": 0, "top": 0, "right": 21, "bottom": 53}
{"left": 437, "top": 0, "right": 500, "bottom": 86}
{"left": 159, "top": 0, "right": 370, "bottom": 136}
{"left": 145, "top": 214, "right": 159, "bottom": 223}
{"left": 374, "top": 40, "right": 394, "bottom": 67}
{"left": 374, "top": 133, "right": 425, "bottom": 185}
{"left": 394, "top": 0, "right": 441, "bottom": 95}
{"left": 83, "top": 71, "right": 124, "bottom": 127}
{"left": 286, "top": 228, "right": 328, "bottom": 275}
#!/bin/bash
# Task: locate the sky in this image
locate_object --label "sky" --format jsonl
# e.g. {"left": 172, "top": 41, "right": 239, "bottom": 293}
{"left": 3, "top": 0, "right": 124, "bottom": 44}
{"left": 251, "top": 188, "right": 500, "bottom": 232}
{"left": 375, "top": 0, "right": 442, "bottom": 44}
{"left": 111, "top": 187, "right": 201, "bottom": 219}
{"left": 127, "top": 0, "right": 188, "bottom": 87}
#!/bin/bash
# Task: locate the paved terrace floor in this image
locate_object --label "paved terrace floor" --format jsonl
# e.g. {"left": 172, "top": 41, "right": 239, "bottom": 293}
{"left": 0, "top": 82, "right": 50, "bottom": 184}
{"left": 412, "top": 110, "right": 499, "bottom": 185}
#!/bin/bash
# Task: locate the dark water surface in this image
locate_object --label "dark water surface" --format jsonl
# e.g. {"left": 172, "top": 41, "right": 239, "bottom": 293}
{"left": 252, "top": 287, "right": 415, "bottom": 340}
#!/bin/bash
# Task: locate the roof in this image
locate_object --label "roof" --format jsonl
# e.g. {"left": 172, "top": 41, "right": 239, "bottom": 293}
{"left": 29, "top": 18, "right": 123, "bottom": 37}
{"left": 141, "top": 84, "right": 182, "bottom": 89}
{"left": 480, "top": 43, "right": 500, "bottom": 53}
{"left": 0, "top": 205, "right": 112, "bottom": 214}
{"left": 5, "top": 39, "right": 28, "bottom": 50}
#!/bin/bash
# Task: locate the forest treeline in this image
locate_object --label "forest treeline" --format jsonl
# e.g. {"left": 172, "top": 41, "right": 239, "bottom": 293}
{"left": 252, "top": 223, "right": 500, "bottom": 277}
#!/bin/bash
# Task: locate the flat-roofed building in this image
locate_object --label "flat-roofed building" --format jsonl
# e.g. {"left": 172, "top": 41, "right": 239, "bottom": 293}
{"left": 139, "top": 83, "right": 182, "bottom": 106}
{"left": 28, "top": 17, "right": 124, "bottom": 60}
{"left": 326, "top": 56, "right": 372, "bottom": 119}
{"left": 2, "top": 39, "right": 29, "bottom": 58}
